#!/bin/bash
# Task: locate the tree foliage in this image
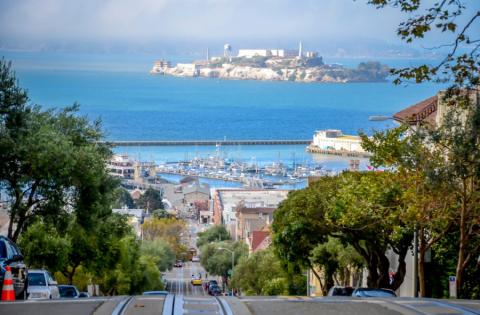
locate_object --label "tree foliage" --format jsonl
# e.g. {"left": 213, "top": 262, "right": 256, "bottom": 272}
{"left": 136, "top": 187, "right": 164, "bottom": 213}
{"left": 196, "top": 225, "right": 231, "bottom": 248}
{"left": 200, "top": 241, "right": 248, "bottom": 282}
{"left": 114, "top": 187, "right": 136, "bottom": 209}
{"left": 232, "top": 248, "right": 289, "bottom": 295}
{"left": 272, "top": 171, "right": 413, "bottom": 293}
{"left": 142, "top": 217, "right": 186, "bottom": 257}
{"left": 367, "top": 0, "right": 479, "bottom": 88}
{"left": 0, "top": 59, "right": 116, "bottom": 241}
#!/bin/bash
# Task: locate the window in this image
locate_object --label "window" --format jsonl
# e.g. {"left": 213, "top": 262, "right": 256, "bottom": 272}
{"left": 0, "top": 241, "right": 7, "bottom": 259}
{"left": 28, "top": 273, "right": 46, "bottom": 286}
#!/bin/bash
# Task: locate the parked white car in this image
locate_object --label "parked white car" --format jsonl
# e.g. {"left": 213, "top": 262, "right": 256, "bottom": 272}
{"left": 27, "top": 269, "right": 60, "bottom": 300}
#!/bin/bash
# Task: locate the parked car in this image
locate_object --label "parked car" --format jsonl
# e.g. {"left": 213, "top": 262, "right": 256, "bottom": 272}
{"left": 27, "top": 269, "right": 60, "bottom": 299}
{"left": 174, "top": 260, "right": 183, "bottom": 268}
{"left": 327, "top": 286, "right": 354, "bottom": 296}
{"left": 142, "top": 290, "right": 168, "bottom": 296}
{"left": 58, "top": 285, "right": 80, "bottom": 298}
{"left": 79, "top": 291, "right": 90, "bottom": 298}
{"left": 209, "top": 286, "right": 223, "bottom": 296}
{"left": 208, "top": 283, "right": 222, "bottom": 295}
{"left": 191, "top": 256, "right": 200, "bottom": 262}
{"left": 352, "top": 288, "right": 397, "bottom": 298}
{"left": 0, "top": 235, "right": 27, "bottom": 299}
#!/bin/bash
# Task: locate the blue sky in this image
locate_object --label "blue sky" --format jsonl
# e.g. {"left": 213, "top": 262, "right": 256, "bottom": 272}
{"left": 0, "top": 0, "right": 478, "bottom": 56}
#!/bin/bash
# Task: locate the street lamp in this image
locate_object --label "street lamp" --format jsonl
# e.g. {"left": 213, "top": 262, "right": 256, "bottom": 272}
{"left": 217, "top": 247, "right": 235, "bottom": 293}
{"left": 369, "top": 114, "right": 419, "bottom": 298}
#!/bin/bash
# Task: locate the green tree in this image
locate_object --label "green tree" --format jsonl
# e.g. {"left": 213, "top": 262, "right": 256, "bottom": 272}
{"left": 114, "top": 187, "right": 136, "bottom": 209}
{"left": 152, "top": 209, "right": 171, "bottom": 219}
{"left": 273, "top": 172, "right": 413, "bottom": 292}
{"left": 363, "top": 0, "right": 480, "bottom": 298}
{"left": 0, "top": 59, "right": 117, "bottom": 241}
{"left": 196, "top": 225, "right": 231, "bottom": 248}
{"left": 18, "top": 220, "right": 70, "bottom": 272}
{"left": 137, "top": 187, "right": 164, "bottom": 213}
{"left": 361, "top": 124, "right": 457, "bottom": 296}
{"left": 367, "top": 0, "right": 479, "bottom": 88}
{"left": 142, "top": 217, "right": 185, "bottom": 257}
{"left": 272, "top": 176, "right": 337, "bottom": 290}
{"left": 141, "top": 239, "right": 176, "bottom": 272}
{"left": 232, "top": 248, "right": 289, "bottom": 295}
{"left": 310, "top": 237, "right": 365, "bottom": 294}
{"left": 102, "top": 235, "right": 163, "bottom": 295}
{"left": 200, "top": 241, "right": 248, "bottom": 285}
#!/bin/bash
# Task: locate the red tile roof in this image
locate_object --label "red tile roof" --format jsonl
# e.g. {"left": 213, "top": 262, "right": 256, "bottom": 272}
{"left": 393, "top": 95, "right": 438, "bottom": 126}
{"left": 251, "top": 231, "right": 270, "bottom": 252}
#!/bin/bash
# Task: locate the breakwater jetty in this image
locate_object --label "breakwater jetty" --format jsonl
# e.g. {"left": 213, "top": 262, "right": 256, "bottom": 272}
{"left": 102, "top": 140, "right": 311, "bottom": 147}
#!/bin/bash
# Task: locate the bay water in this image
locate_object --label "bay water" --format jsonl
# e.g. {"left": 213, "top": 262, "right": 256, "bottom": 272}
{"left": 2, "top": 51, "right": 443, "bottom": 187}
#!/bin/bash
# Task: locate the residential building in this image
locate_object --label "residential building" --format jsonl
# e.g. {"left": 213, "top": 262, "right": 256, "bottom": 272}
{"left": 248, "top": 230, "right": 271, "bottom": 254}
{"left": 211, "top": 188, "right": 289, "bottom": 237}
{"left": 182, "top": 182, "right": 210, "bottom": 208}
{"left": 235, "top": 203, "right": 274, "bottom": 242}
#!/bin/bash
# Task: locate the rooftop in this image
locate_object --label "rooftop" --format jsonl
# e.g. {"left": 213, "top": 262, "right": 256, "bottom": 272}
{"left": 393, "top": 95, "right": 438, "bottom": 126}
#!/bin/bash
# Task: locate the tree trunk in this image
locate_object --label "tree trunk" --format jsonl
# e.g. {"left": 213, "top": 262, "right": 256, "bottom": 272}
{"left": 309, "top": 264, "right": 325, "bottom": 295}
{"left": 377, "top": 252, "right": 391, "bottom": 289}
{"left": 418, "top": 228, "right": 426, "bottom": 297}
{"left": 456, "top": 212, "right": 466, "bottom": 297}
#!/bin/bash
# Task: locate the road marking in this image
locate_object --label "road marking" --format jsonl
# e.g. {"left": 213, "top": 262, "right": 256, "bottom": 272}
{"left": 111, "top": 296, "right": 133, "bottom": 315}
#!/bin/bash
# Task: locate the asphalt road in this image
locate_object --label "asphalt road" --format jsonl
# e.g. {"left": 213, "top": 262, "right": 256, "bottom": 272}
{"left": 2, "top": 296, "right": 480, "bottom": 315}
{"left": 164, "top": 261, "right": 210, "bottom": 296}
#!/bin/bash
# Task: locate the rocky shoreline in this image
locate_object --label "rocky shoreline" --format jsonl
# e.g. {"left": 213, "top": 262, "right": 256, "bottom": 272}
{"left": 151, "top": 57, "right": 390, "bottom": 83}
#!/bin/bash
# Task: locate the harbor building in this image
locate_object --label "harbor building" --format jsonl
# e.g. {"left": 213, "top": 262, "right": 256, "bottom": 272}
{"left": 307, "top": 129, "right": 366, "bottom": 154}
{"left": 107, "top": 154, "right": 135, "bottom": 179}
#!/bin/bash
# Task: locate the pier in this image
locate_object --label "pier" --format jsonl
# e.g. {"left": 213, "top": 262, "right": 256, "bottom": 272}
{"left": 102, "top": 139, "right": 311, "bottom": 147}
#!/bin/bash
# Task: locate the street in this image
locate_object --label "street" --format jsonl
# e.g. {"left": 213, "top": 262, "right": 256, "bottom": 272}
{"left": 164, "top": 261, "right": 210, "bottom": 296}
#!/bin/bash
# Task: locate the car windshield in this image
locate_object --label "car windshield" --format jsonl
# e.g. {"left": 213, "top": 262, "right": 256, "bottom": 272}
{"left": 355, "top": 289, "right": 396, "bottom": 298}
{"left": 59, "top": 286, "right": 77, "bottom": 297}
{"left": 28, "top": 273, "right": 46, "bottom": 286}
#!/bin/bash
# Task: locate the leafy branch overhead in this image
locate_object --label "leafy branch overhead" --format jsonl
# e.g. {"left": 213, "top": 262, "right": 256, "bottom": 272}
{"left": 367, "top": 0, "right": 479, "bottom": 87}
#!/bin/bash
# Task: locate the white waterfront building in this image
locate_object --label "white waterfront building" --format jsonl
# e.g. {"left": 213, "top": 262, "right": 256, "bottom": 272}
{"left": 311, "top": 130, "right": 365, "bottom": 153}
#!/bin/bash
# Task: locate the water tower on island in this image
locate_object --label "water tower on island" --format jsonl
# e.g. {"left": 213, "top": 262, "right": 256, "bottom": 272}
{"left": 224, "top": 43, "right": 232, "bottom": 62}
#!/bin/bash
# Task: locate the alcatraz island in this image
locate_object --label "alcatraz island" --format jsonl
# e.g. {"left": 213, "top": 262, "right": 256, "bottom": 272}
{"left": 150, "top": 42, "right": 390, "bottom": 83}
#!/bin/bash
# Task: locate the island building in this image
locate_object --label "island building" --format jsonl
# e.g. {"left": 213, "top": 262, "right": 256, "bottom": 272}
{"left": 237, "top": 41, "right": 317, "bottom": 59}
{"left": 237, "top": 49, "right": 299, "bottom": 58}
{"left": 150, "top": 60, "right": 171, "bottom": 74}
{"left": 307, "top": 129, "right": 366, "bottom": 154}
